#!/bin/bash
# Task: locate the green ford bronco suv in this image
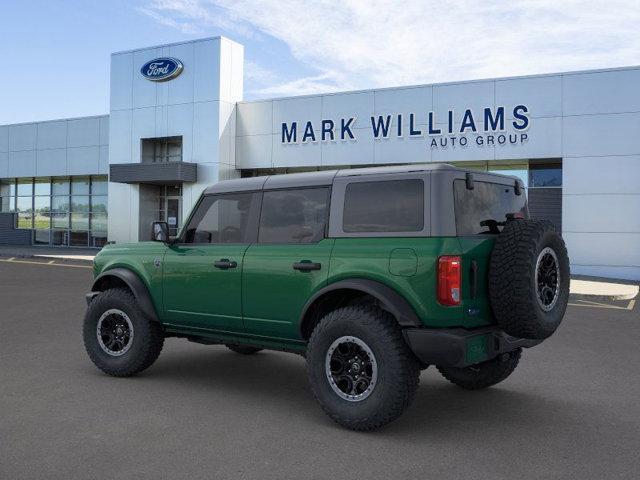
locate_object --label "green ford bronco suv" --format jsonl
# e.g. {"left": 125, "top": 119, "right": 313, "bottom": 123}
{"left": 83, "top": 164, "right": 569, "bottom": 430}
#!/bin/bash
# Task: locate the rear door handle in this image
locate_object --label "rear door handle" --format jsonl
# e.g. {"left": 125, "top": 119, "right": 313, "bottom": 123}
{"left": 293, "top": 261, "right": 321, "bottom": 271}
{"left": 214, "top": 259, "right": 237, "bottom": 269}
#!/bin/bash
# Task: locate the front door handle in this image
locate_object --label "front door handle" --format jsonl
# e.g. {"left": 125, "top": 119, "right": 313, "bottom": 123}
{"left": 293, "top": 261, "right": 321, "bottom": 271}
{"left": 214, "top": 259, "right": 237, "bottom": 269}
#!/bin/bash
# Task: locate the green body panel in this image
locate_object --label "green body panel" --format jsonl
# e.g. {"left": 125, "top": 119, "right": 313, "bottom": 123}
{"left": 93, "top": 242, "right": 167, "bottom": 313}
{"left": 457, "top": 236, "right": 496, "bottom": 327}
{"left": 91, "top": 234, "right": 497, "bottom": 347}
{"left": 241, "top": 239, "right": 334, "bottom": 339}
{"left": 161, "top": 243, "right": 249, "bottom": 332}
{"left": 328, "top": 237, "right": 492, "bottom": 329}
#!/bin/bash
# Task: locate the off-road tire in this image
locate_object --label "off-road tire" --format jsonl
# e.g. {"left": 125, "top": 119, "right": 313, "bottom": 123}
{"left": 83, "top": 288, "right": 164, "bottom": 376}
{"left": 489, "top": 219, "right": 570, "bottom": 340}
{"left": 437, "top": 348, "right": 522, "bottom": 390}
{"left": 225, "top": 344, "right": 263, "bottom": 355}
{"left": 306, "top": 305, "right": 420, "bottom": 431}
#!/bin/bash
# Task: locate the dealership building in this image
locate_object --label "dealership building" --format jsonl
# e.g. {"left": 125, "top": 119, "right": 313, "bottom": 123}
{"left": 0, "top": 36, "right": 639, "bottom": 279}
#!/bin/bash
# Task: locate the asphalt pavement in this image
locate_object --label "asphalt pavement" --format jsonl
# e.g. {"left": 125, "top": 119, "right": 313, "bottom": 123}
{"left": 1, "top": 258, "right": 639, "bottom": 480}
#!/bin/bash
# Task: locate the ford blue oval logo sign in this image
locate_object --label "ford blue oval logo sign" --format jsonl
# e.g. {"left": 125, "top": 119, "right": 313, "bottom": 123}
{"left": 140, "top": 57, "right": 184, "bottom": 82}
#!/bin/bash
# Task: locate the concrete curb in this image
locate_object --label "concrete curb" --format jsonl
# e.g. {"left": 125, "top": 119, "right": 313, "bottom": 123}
{"left": 0, "top": 252, "right": 94, "bottom": 265}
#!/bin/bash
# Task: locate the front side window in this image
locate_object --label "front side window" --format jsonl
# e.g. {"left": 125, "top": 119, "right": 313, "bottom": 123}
{"left": 343, "top": 179, "right": 424, "bottom": 233}
{"left": 454, "top": 180, "right": 528, "bottom": 235}
{"left": 182, "top": 193, "right": 260, "bottom": 244}
{"left": 259, "top": 188, "right": 330, "bottom": 244}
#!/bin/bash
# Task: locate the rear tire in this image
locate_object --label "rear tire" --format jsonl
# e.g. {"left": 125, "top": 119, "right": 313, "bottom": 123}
{"left": 83, "top": 288, "right": 164, "bottom": 377}
{"left": 225, "top": 344, "right": 263, "bottom": 355}
{"left": 306, "top": 305, "right": 420, "bottom": 431}
{"left": 437, "top": 348, "right": 521, "bottom": 390}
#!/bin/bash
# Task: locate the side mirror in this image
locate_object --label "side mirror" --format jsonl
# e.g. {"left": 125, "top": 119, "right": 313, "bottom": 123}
{"left": 152, "top": 221, "right": 169, "bottom": 243}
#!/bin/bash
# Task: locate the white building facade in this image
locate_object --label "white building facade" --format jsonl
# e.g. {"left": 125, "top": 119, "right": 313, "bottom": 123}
{"left": 0, "top": 36, "right": 639, "bottom": 280}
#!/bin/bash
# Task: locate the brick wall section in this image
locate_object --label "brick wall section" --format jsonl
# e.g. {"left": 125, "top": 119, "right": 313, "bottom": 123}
{"left": 0, "top": 213, "right": 32, "bottom": 245}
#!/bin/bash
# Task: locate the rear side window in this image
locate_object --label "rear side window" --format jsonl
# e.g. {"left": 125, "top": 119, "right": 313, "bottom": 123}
{"left": 454, "top": 180, "right": 528, "bottom": 235}
{"left": 343, "top": 179, "right": 424, "bottom": 233}
{"left": 259, "top": 188, "right": 330, "bottom": 243}
{"left": 182, "top": 193, "right": 260, "bottom": 244}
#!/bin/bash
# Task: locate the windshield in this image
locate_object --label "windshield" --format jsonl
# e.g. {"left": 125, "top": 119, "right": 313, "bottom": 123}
{"left": 454, "top": 179, "right": 528, "bottom": 235}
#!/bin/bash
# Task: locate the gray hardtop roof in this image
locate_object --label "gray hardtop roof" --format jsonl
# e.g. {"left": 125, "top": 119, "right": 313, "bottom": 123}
{"left": 203, "top": 163, "right": 520, "bottom": 195}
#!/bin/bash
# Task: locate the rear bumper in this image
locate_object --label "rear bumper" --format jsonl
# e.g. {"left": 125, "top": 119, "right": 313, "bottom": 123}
{"left": 403, "top": 326, "right": 542, "bottom": 368}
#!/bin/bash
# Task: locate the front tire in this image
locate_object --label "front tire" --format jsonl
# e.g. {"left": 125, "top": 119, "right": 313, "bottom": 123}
{"left": 83, "top": 288, "right": 164, "bottom": 377}
{"left": 306, "top": 305, "right": 420, "bottom": 431}
{"left": 437, "top": 348, "right": 522, "bottom": 390}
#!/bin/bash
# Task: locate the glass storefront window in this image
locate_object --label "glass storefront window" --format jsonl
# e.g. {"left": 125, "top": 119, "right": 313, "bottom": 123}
{"left": 69, "top": 230, "right": 89, "bottom": 246}
{"left": 52, "top": 178, "right": 70, "bottom": 195}
{"left": 34, "top": 178, "right": 51, "bottom": 196}
{"left": 52, "top": 196, "right": 70, "bottom": 213}
{"left": 52, "top": 229, "right": 68, "bottom": 246}
{"left": 72, "top": 177, "right": 90, "bottom": 195}
{"left": 0, "top": 196, "right": 15, "bottom": 213}
{"left": 91, "top": 177, "right": 108, "bottom": 195}
{"left": 529, "top": 164, "right": 562, "bottom": 187}
{"left": 90, "top": 232, "right": 108, "bottom": 248}
{"left": 3, "top": 175, "right": 105, "bottom": 245}
{"left": 71, "top": 213, "right": 89, "bottom": 230}
{"left": 16, "top": 196, "right": 33, "bottom": 229}
{"left": 91, "top": 195, "right": 107, "bottom": 214}
{"left": 17, "top": 179, "right": 33, "bottom": 196}
{"left": 52, "top": 212, "right": 69, "bottom": 229}
{"left": 33, "top": 196, "right": 51, "bottom": 229}
{"left": 71, "top": 195, "right": 90, "bottom": 212}
{"left": 34, "top": 230, "right": 51, "bottom": 245}
{"left": 91, "top": 213, "right": 108, "bottom": 232}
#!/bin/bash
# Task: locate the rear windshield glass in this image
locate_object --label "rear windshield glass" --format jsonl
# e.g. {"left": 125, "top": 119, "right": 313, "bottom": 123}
{"left": 454, "top": 179, "right": 528, "bottom": 235}
{"left": 343, "top": 179, "right": 424, "bottom": 233}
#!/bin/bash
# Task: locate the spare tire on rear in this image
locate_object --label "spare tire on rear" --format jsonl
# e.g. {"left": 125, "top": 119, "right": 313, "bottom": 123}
{"left": 489, "top": 219, "right": 569, "bottom": 340}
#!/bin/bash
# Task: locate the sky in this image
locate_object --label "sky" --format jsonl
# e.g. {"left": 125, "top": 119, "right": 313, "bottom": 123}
{"left": 1, "top": 0, "right": 640, "bottom": 124}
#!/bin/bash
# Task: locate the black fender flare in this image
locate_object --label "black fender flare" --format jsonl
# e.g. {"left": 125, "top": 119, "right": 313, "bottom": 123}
{"left": 299, "top": 279, "right": 422, "bottom": 333}
{"left": 90, "top": 268, "right": 160, "bottom": 322}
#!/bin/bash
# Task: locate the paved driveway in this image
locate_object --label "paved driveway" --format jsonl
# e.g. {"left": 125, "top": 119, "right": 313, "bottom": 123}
{"left": 1, "top": 259, "right": 639, "bottom": 479}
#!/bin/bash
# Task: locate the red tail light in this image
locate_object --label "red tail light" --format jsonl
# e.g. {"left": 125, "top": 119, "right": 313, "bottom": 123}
{"left": 437, "top": 256, "right": 461, "bottom": 306}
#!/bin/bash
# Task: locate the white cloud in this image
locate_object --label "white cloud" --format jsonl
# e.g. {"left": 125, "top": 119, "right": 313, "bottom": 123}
{"left": 144, "top": 0, "right": 640, "bottom": 97}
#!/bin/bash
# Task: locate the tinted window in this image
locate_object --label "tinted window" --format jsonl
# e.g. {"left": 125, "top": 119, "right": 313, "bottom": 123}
{"left": 454, "top": 180, "right": 528, "bottom": 235}
{"left": 343, "top": 179, "right": 424, "bottom": 233}
{"left": 259, "top": 188, "right": 329, "bottom": 243}
{"left": 529, "top": 164, "right": 562, "bottom": 187}
{"left": 183, "top": 193, "right": 259, "bottom": 244}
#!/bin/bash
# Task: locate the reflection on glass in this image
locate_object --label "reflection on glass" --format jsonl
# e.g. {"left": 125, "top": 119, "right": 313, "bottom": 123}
{"left": 91, "top": 213, "right": 108, "bottom": 232}
{"left": 0, "top": 196, "right": 15, "bottom": 212}
{"left": 71, "top": 178, "right": 90, "bottom": 195}
{"left": 18, "top": 213, "right": 33, "bottom": 229}
{"left": 71, "top": 195, "right": 90, "bottom": 212}
{"left": 69, "top": 230, "right": 89, "bottom": 246}
{"left": 52, "top": 229, "right": 68, "bottom": 246}
{"left": 52, "top": 213, "right": 69, "bottom": 229}
{"left": 17, "top": 180, "right": 33, "bottom": 196}
{"left": 91, "top": 195, "right": 107, "bottom": 213}
{"left": 34, "top": 179, "right": 51, "bottom": 196}
{"left": 34, "top": 230, "right": 51, "bottom": 245}
{"left": 52, "top": 178, "right": 70, "bottom": 195}
{"left": 1, "top": 179, "right": 16, "bottom": 197}
{"left": 91, "top": 232, "right": 108, "bottom": 248}
{"left": 91, "top": 177, "right": 108, "bottom": 195}
{"left": 52, "top": 196, "right": 70, "bottom": 213}
{"left": 529, "top": 166, "right": 562, "bottom": 187}
{"left": 71, "top": 213, "right": 89, "bottom": 230}
{"left": 34, "top": 197, "right": 51, "bottom": 229}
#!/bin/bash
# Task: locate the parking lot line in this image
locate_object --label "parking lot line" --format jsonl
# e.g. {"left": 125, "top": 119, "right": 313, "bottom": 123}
{"left": 0, "top": 258, "right": 92, "bottom": 269}
{"left": 568, "top": 298, "right": 636, "bottom": 311}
